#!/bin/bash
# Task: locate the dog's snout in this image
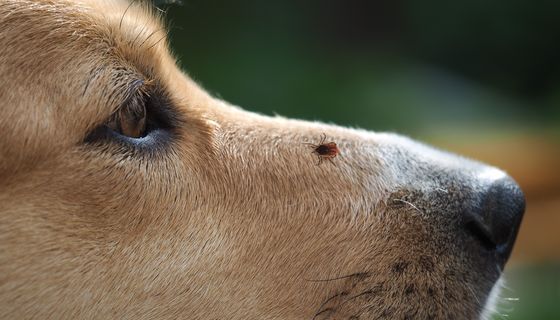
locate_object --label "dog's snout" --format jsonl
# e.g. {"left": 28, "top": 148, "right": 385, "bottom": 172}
{"left": 465, "top": 176, "right": 525, "bottom": 265}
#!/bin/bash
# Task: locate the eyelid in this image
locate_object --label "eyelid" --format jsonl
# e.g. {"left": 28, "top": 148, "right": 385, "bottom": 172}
{"left": 120, "top": 79, "right": 146, "bottom": 109}
{"left": 109, "top": 77, "right": 153, "bottom": 120}
{"left": 84, "top": 81, "right": 179, "bottom": 150}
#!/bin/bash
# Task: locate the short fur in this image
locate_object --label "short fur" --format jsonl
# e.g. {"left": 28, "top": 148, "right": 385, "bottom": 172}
{"left": 0, "top": 1, "right": 517, "bottom": 319}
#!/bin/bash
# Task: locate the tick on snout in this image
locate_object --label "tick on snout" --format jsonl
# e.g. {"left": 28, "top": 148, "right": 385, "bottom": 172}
{"left": 305, "top": 133, "right": 340, "bottom": 165}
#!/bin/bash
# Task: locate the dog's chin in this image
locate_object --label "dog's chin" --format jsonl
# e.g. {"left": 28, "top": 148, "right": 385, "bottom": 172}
{"left": 479, "top": 277, "right": 505, "bottom": 320}
{"left": 310, "top": 262, "right": 503, "bottom": 319}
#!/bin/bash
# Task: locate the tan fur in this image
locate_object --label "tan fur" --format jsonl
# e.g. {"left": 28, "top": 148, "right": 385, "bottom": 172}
{"left": 0, "top": 1, "right": 519, "bottom": 319}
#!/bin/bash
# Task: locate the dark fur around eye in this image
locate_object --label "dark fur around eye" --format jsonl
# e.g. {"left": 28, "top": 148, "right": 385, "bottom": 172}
{"left": 84, "top": 87, "right": 180, "bottom": 152}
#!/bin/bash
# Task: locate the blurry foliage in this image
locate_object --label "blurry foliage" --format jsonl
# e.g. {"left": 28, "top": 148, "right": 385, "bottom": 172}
{"left": 163, "top": 0, "right": 560, "bottom": 136}
{"left": 497, "top": 264, "right": 560, "bottom": 320}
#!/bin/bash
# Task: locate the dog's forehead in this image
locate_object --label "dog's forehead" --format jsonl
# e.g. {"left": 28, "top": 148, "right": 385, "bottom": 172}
{"left": 76, "top": 0, "right": 165, "bottom": 43}
{"left": 1, "top": 2, "right": 170, "bottom": 118}
{"left": 1, "top": 0, "right": 165, "bottom": 47}
{"left": 0, "top": 0, "right": 195, "bottom": 159}
{"left": 0, "top": 0, "right": 168, "bottom": 88}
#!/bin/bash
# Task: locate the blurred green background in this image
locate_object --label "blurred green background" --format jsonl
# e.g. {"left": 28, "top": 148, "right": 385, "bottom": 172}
{"left": 162, "top": 0, "right": 560, "bottom": 318}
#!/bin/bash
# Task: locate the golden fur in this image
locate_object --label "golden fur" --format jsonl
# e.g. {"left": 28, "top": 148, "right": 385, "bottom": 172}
{"left": 0, "top": 1, "right": 523, "bottom": 319}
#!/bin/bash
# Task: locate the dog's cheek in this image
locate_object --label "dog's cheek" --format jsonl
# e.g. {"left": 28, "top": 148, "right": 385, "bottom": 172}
{"left": 16, "top": 149, "right": 195, "bottom": 237}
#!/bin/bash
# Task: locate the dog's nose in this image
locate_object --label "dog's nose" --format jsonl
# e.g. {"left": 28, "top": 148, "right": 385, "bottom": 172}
{"left": 464, "top": 176, "right": 525, "bottom": 266}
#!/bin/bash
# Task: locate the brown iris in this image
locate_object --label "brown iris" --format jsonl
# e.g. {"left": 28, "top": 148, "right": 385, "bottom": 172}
{"left": 106, "top": 98, "right": 148, "bottom": 138}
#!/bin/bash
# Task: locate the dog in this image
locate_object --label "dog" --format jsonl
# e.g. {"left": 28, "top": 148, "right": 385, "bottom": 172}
{"left": 0, "top": 1, "right": 525, "bottom": 319}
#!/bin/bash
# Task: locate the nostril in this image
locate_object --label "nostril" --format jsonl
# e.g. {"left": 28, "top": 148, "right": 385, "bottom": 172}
{"left": 464, "top": 176, "right": 525, "bottom": 264}
{"left": 465, "top": 219, "right": 497, "bottom": 251}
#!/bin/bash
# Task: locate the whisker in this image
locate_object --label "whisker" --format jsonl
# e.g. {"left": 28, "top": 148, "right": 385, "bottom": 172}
{"left": 304, "top": 272, "right": 369, "bottom": 282}
{"left": 145, "top": 32, "right": 169, "bottom": 50}
{"left": 435, "top": 187, "right": 448, "bottom": 194}
{"left": 465, "top": 283, "right": 481, "bottom": 308}
{"left": 312, "top": 292, "right": 348, "bottom": 320}
{"left": 139, "top": 28, "right": 166, "bottom": 48}
{"left": 338, "top": 287, "right": 380, "bottom": 308}
{"left": 132, "top": 25, "right": 149, "bottom": 47}
{"left": 119, "top": 0, "right": 138, "bottom": 30}
{"left": 312, "top": 307, "right": 334, "bottom": 320}
{"left": 393, "top": 198, "right": 423, "bottom": 214}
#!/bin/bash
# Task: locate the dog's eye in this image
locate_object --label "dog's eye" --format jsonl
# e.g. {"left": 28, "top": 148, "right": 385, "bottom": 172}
{"left": 106, "top": 101, "right": 148, "bottom": 138}
{"left": 85, "top": 87, "right": 177, "bottom": 148}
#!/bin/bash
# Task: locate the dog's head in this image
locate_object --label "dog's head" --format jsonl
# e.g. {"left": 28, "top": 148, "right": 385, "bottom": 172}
{"left": 0, "top": 1, "right": 524, "bottom": 319}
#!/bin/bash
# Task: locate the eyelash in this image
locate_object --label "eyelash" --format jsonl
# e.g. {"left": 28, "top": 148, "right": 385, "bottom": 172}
{"left": 84, "top": 87, "right": 178, "bottom": 152}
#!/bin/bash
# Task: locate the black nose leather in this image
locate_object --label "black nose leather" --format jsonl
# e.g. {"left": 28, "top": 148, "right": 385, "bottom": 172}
{"left": 464, "top": 176, "right": 525, "bottom": 265}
